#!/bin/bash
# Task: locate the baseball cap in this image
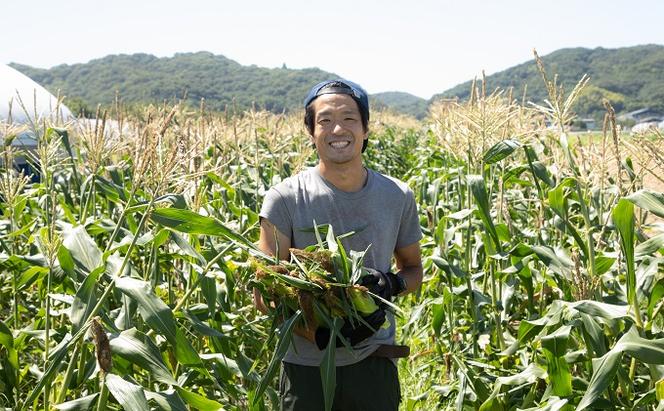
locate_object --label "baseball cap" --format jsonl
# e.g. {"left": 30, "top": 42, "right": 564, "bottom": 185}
{"left": 303, "top": 79, "right": 370, "bottom": 120}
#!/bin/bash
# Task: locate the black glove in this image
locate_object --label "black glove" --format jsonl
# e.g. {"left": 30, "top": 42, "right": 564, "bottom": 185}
{"left": 359, "top": 268, "right": 406, "bottom": 301}
{"left": 314, "top": 308, "right": 386, "bottom": 350}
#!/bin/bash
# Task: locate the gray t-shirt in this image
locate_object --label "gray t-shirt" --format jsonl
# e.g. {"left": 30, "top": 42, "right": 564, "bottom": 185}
{"left": 259, "top": 166, "right": 422, "bottom": 366}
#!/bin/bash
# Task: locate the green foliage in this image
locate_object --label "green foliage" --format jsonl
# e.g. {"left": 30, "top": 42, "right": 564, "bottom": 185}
{"left": 575, "top": 84, "right": 627, "bottom": 119}
{"left": 2, "top": 78, "right": 664, "bottom": 410}
{"left": 10, "top": 52, "right": 337, "bottom": 113}
{"left": 434, "top": 44, "right": 664, "bottom": 118}
{"left": 13, "top": 45, "right": 662, "bottom": 121}
{"left": 371, "top": 92, "right": 428, "bottom": 119}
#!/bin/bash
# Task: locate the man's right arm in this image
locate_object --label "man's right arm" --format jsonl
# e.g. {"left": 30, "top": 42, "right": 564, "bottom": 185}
{"left": 255, "top": 218, "right": 318, "bottom": 343}
{"left": 254, "top": 218, "right": 291, "bottom": 313}
{"left": 258, "top": 218, "right": 291, "bottom": 261}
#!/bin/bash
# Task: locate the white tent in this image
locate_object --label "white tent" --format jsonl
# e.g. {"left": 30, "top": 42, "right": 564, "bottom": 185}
{"left": 1, "top": 63, "right": 73, "bottom": 149}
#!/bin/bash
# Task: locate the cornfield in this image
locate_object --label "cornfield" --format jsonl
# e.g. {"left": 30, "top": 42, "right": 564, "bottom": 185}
{"left": 1, "top": 59, "right": 664, "bottom": 411}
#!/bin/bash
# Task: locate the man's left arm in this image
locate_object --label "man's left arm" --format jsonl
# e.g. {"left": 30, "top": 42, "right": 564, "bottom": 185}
{"left": 393, "top": 241, "right": 423, "bottom": 296}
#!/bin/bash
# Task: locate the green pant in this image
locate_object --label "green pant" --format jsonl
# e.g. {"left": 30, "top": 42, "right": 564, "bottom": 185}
{"left": 279, "top": 356, "right": 400, "bottom": 411}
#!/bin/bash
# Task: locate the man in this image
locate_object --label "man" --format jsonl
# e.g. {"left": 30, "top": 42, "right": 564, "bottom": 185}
{"left": 256, "top": 79, "right": 423, "bottom": 410}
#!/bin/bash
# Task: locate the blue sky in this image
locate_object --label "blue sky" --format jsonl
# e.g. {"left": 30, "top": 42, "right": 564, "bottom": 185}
{"left": 4, "top": 0, "right": 663, "bottom": 99}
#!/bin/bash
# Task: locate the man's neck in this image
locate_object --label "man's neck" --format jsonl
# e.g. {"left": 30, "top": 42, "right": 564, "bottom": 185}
{"left": 317, "top": 162, "right": 367, "bottom": 193}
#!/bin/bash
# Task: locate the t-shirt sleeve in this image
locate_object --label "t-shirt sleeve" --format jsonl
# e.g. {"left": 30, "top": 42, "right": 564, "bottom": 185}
{"left": 396, "top": 188, "right": 422, "bottom": 249}
{"left": 259, "top": 187, "right": 293, "bottom": 239}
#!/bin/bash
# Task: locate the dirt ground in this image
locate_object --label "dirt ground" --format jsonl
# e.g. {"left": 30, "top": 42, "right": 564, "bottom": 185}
{"left": 643, "top": 172, "right": 664, "bottom": 193}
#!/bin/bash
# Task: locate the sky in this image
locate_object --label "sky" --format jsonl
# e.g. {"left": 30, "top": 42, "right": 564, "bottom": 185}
{"left": 3, "top": 0, "right": 663, "bottom": 99}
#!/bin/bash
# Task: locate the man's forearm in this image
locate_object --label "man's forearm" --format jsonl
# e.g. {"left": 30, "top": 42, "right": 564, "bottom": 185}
{"left": 396, "top": 265, "right": 423, "bottom": 296}
{"left": 393, "top": 241, "right": 423, "bottom": 296}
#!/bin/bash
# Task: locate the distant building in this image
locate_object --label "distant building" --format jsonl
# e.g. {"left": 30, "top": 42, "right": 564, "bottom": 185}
{"left": 579, "top": 118, "right": 597, "bottom": 130}
{"left": 618, "top": 107, "right": 663, "bottom": 123}
{"left": 1, "top": 64, "right": 73, "bottom": 173}
{"left": 1, "top": 64, "right": 73, "bottom": 125}
{"left": 631, "top": 121, "right": 660, "bottom": 134}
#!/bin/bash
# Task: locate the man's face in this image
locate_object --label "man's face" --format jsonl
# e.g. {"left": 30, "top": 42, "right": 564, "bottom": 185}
{"left": 310, "top": 93, "right": 368, "bottom": 167}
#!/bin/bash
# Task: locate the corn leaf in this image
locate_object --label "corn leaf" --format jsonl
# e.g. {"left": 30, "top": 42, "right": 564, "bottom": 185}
{"left": 53, "top": 393, "right": 99, "bottom": 410}
{"left": 109, "top": 328, "right": 178, "bottom": 386}
{"left": 578, "top": 326, "right": 664, "bottom": 410}
{"left": 320, "top": 317, "right": 340, "bottom": 411}
{"left": 517, "top": 397, "right": 568, "bottom": 411}
{"left": 432, "top": 300, "right": 445, "bottom": 337}
{"left": 335, "top": 236, "right": 351, "bottom": 284}
{"left": 22, "top": 333, "right": 74, "bottom": 409}
{"left": 576, "top": 349, "right": 623, "bottom": 410}
{"left": 542, "top": 325, "right": 573, "bottom": 396}
{"left": 468, "top": 175, "right": 501, "bottom": 252}
{"left": 115, "top": 276, "right": 177, "bottom": 340}
{"left": 179, "top": 310, "right": 225, "bottom": 338}
{"left": 105, "top": 373, "right": 150, "bottom": 411}
{"left": 253, "top": 310, "right": 302, "bottom": 405}
{"left": 503, "top": 164, "right": 529, "bottom": 184}
{"left": 169, "top": 231, "right": 206, "bottom": 265}
{"left": 94, "top": 176, "right": 126, "bottom": 204}
{"left": 656, "top": 378, "right": 664, "bottom": 401}
{"left": 612, "top": 198, "right": 636, "bottom": 305}
{"left": 114, "top": 293, "right": 137, "bottom": 331}
{"left": 594, "top": 254, "right": 616, "bottom": 276}
{"left": 175, "top": 388, "right": 224, "bottom": 410}
{"left": 530, "top": 161, "right": 554, "bottom": 188}
{"left": 455, "top": 373, "right": 467, "bottom": 411}
{"left": 452, "top": 355, "right": 492, "bottom": 403}
{"left": 496, "top": 363, "right": 546, "bottom": 386}
{"left": 115, "top": 276, "right": 201, "bottom": 365}
{"left": 62, "top": 225, "right": 103, "bottom": 275}
{"left": 579, "top": 313, "right": 609, "bottom": 356}
{"left": 483, "top": 139, "right": 521, "bottom": 164}
{"left": 70, "top": 266, "right": 104, "bottom": 332}
{"left": 173, "top": 326, "right": 203, "bottom": 366}
{"left": 0, "top": 319, "right": 14, "bottom": 351}
{"left": 124, "top": 194, "right": 187, "bottom": 214}
{"left": 627, "top": 189, "right": 664, "bottom": 218}
{"left": 541, "top": 325, "right": 572, "bottom": 357}
{"left": 547, "top": 184, "right": 588, "bottom": 259}
{"left": 144, "top": 389, "right": 188, "bottom": 411}
{"left": 480, "top": 364, "right": 547, "bottom": 410}
{"left": 636, "top": 233, "right": 664, "bottom": 257}
{"left": 564, "top": 300, "right": 630, "bottom": 322}
{"left": 531, "top": 246, "right": 573, "bottom": 278}
{"left": 151, "top": 208, "right": 269, "bottom": 259}
{"left": 199, "top": 353, "right": 242, "bottom": 378}
{"left": 0, "top": 319, "right": 18, "bottom": 370}
{"left": 270, "top": 271, "right": 324, "bottom": 292}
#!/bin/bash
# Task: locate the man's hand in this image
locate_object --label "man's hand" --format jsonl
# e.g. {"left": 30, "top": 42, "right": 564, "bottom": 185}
{"left": 359, "top": 268, "right": 406, "bottom": 301}
{"left": 314, "top": 308, "right": 386, "bottom": 350}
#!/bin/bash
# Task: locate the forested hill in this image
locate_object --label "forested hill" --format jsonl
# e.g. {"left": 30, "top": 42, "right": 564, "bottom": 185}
{"left": 433, "top": 44, "right": 664, "bottom": 119}
{"left": 10, "top": 52, "right": 339, "bottom": 114}
{"left": 11, "top": 45, "right": 664, "bottom": 119}
{"left": 371, "top": 92, "right": 428, "bottom": 119}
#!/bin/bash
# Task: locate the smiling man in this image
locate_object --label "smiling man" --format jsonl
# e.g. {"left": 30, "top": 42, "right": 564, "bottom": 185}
{"left": 257, "top": 79, "right": 423, "bottom": 410}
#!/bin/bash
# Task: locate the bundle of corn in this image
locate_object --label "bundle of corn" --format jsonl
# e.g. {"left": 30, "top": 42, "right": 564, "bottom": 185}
{"left": 249, "top": 228, "right": 395, "bottom": 411}
{"left": 250, "top": 247, "right": 386, "bottom": 331}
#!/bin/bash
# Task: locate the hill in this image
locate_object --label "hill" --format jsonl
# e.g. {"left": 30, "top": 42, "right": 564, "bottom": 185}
{"left": 432, "top": 44, "right": 664, "bottom": 119}
{"left": 10, "top": 52, "right": 339, "bottom": 114}
{"left": 11, "top": 45, "right": 664, "bottom": 120}
{"left": 10, "top": 53, "right": 424, "bottom": 118}
{"left": 372, "top": 92, "right": 428, "bottom": 119}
